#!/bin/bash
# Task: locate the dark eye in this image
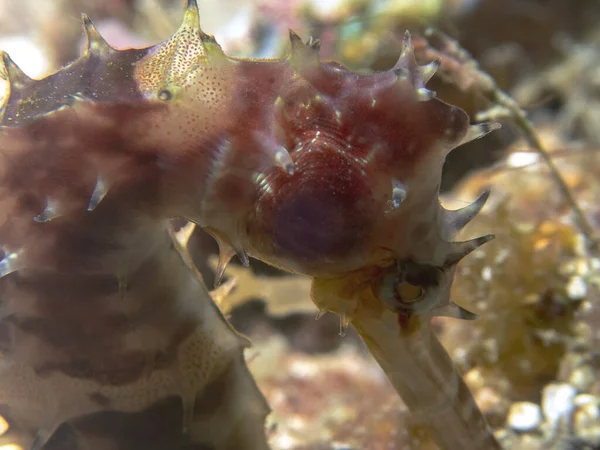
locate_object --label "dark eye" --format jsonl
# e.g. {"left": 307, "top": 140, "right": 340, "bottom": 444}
{"left": 158, "top": 89, "right": 173, "bottom": 101}
{"left": 376, "top": 262, "right": 423, "bottom": 312}
{"left": 375, "top": 260, "right": 446, "bottom": 315}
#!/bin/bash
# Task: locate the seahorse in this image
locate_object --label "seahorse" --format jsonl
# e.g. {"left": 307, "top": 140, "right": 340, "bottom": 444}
{"left": 0, "top": 1, "right": 501, "bottom": 449}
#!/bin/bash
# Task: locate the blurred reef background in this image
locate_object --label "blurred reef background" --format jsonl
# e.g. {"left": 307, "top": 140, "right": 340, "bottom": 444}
{"left": 1, "top": 0, "right": 600, "bottom": 448}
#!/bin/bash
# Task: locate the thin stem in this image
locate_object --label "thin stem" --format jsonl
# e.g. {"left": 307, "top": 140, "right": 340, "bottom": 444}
{"left": 352, "top": 312, "right": 502, "bottom": 450}
{"left": 488, "top": 89, "right": 598, "bottom": 252}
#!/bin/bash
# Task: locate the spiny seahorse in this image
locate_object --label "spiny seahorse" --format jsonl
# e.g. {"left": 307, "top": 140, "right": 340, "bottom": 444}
{"left": 0, "top": 1, "right": 500, "bottom": 448}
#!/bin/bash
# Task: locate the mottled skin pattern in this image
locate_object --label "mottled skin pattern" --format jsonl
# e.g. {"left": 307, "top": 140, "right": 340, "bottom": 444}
{"left": 0, "top": 1, "right": 500, "bottom": 449}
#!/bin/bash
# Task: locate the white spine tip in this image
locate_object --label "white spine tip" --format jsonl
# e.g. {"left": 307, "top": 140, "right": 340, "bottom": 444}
{"left": 339, "top": 312, "right": 351, "bottom": 337}
{"left": 275, "top": 146, "right": 295, "bottom": 175}
{"left": 421, "top": 58, "right": 441, "bottom": 83}
{"left": 215, "top": 254, "right": 231, "bottom": 288}
{"left": 417, "top": 87, "right": 436, "bottom": 101}
{"left": 0, "top": 248, "right": 21, "bottom": 278}
{"left": 237, "top": 249, "right": 250, "bottom": 267}
{"left": 87, "top": 176, "right": 109, "bottom": 211}
{"left": 401, "top": 31, "right": 414, "bottom": 59}
{"left": 315, "top": 309, "right": 328, "bottom": 320}
{"left": 387, "top": 180, "right": 408, "bottom": 212}
{"left": 255, "top": 132, "right": 296, "bottom": 175}
{"left": 214, "top": 240, "right": 236, "bottom": 288}
{"left": 461, "top": 122, "right": 501, "bottom": 146}
{"left": 33, "top": 197, "right": 61, "bottom": 223}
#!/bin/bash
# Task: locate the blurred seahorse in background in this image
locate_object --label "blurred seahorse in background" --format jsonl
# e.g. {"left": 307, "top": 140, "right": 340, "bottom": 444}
{"left": 0, "top": 1, "right": 500, "bottom": 448}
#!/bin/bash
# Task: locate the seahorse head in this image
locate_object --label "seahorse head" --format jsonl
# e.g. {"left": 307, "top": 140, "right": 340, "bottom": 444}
{"left": 125, "top": 3, "right": 497, "bottom": 320}
{"left": 0, "top": 0, "right": 495, "bottom": 323}
{"left": 244, "top": 33, "right": 484, "bottom": 276}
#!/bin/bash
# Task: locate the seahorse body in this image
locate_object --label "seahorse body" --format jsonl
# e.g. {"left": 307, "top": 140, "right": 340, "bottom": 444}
{"left": 0, "top": 4, "right": 271, "bottom": 450}
{"left": 0, "top": 1, "right": 499, "bottom": 449}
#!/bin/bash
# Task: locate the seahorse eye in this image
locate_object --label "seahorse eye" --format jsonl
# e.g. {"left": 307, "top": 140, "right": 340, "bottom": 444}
{"left": 377, "top": 263, "right": 418, "bottom": 312}
{"left": 158, "top": 89, "right": 173, "bottom": 101}
{"left": 375, "top": 260, "right": 443, "bottom": 314}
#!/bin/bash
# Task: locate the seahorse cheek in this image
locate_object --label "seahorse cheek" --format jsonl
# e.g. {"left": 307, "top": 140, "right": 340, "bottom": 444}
{"left": 248, "top": 153, "right": 379, "bottom": 275}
